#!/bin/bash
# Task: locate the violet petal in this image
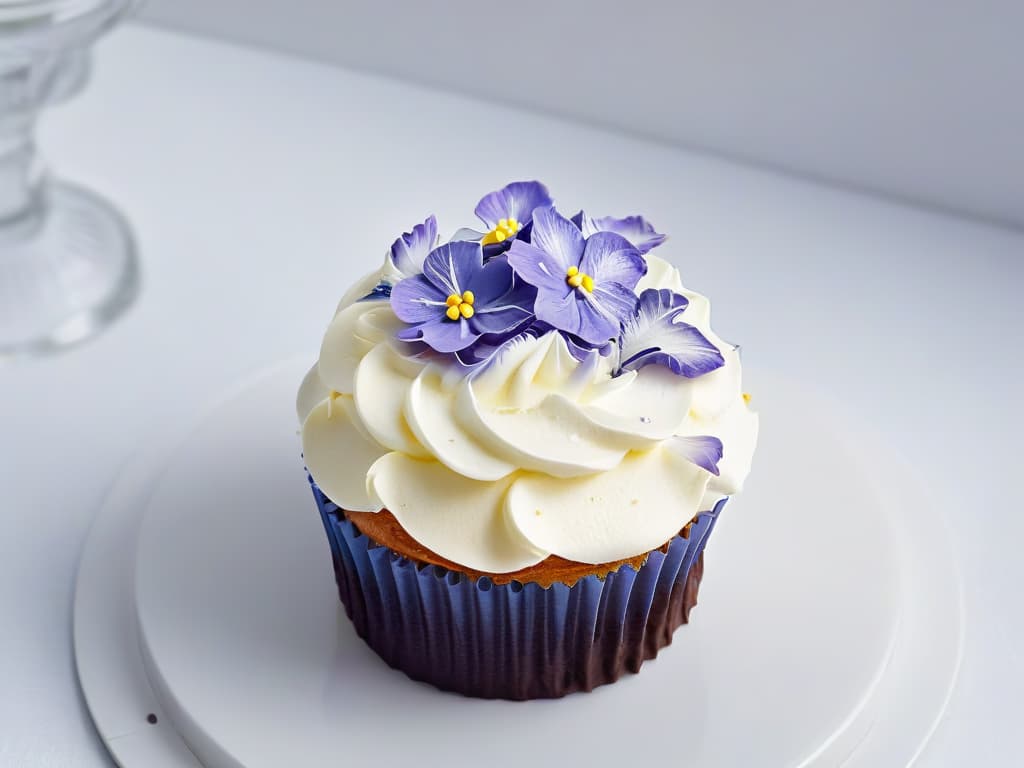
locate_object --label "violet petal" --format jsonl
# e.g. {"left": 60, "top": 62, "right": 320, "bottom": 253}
{"left": 581, "top": 231, "right": 646, "bottom": 289}
{"left": 475, "top": 180, "right": 553, "bottom": 229}
{"left": 618, "top": 288, "right": 724, "bottom": 377}
{"left": 526, "top": 206, "right": 585, "bottom": 273}
{"left": 670, "top": 435, "right": 724, "bottom": 476}
{"left": 582, "top": 213, "right": 667, "bottom": 254}
{"left": 389, "top": 215, "right": 438, "bottom": 276}
{"left": 390, "top": 274, "right": 450, "bottom": 324}
{"left": 421, "top": 240, "right": 482, "bottom": 297}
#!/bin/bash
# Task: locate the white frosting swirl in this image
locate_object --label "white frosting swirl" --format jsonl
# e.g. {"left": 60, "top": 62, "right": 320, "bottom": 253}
{"left": 299, "top": 253, "right": 758, "bottom": 572}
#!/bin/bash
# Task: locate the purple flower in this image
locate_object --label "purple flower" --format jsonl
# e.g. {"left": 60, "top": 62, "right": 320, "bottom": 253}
{"left": 476, "top": 180, "right": 552, "bottom": 245}
{"left": 391, "top": 241, "right": 535, "bottom": 354}
{"left": 617, "top": 289, "right": 724, "bottom": 377}
{"left": 507, "top": 206, "right": 646, "bottom": 345}
{"left": 670, "top": 435, "right": 724, "bottom": 475}
{"left": 530, "top": 321, "right": 612, "bottom": 361}
{"left": 575, "top": 212, "right": 666, "bottom": 254}
{"left": 454, "top": 322, "right": 610, "bottom": 368}
{"left": 454, "top": 332, "right": 521, "bottom": 367}
{"left": 454, "top": 324, "right": 544, "bottom": 367}
{"left": 452, "top": 181, "right": 553, "bottom": 255}
{"left": 388, "top": 215, "right": 438, "bottom": 277}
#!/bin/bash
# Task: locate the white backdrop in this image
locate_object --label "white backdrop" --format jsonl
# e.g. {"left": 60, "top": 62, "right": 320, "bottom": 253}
{"left": 140, "top": 0, "right": 1024, "bottom": 229}
{"left": 1, "top": 22, "right": 1020, "bottom": 767}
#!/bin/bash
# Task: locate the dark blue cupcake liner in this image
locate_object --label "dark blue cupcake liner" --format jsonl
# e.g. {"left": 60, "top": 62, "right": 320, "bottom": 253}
{"left": 309, "top": 475, "right": 724, "bottom": 700}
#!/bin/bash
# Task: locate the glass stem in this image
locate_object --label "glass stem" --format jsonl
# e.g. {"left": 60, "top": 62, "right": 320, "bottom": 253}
{"left": 0, "top": 109, "right": 44, "bottom": 227}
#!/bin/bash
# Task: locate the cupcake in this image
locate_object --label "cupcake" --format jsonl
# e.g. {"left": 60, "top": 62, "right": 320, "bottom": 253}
{"left": 298, "top": 181, "right": 758, "bottom": 699}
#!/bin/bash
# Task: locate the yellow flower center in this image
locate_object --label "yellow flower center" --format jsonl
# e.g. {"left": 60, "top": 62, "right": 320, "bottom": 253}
{"left": 444, "top": 290, "right": 475, "bottom": 320}
{"left": 481, "top": 217, "right": 520, "bottom": 246}
{"left": 566, "top": 265, "right": 594, "bottom": 292}
{"left": 742, "top": 392, "right": 752, "bottom": 405}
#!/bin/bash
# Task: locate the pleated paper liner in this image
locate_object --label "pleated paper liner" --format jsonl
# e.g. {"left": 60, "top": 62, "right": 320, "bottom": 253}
{"left": 310, "top": 476, "right": 724, "bottom": 700}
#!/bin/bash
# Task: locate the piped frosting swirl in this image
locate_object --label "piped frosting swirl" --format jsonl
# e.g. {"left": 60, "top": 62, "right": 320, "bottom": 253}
{"left": 299, "top": 182, "right": 757, "bottom": 572}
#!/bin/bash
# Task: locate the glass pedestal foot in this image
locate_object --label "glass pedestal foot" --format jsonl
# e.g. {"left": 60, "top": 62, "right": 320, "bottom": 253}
{"left": 0, "top": 180, "right": 138, "bottom": 357}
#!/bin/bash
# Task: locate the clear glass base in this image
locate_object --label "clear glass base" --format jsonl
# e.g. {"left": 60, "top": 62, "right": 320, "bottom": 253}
{"left": 0, "top": 180, "right": 138, "bottom": 357}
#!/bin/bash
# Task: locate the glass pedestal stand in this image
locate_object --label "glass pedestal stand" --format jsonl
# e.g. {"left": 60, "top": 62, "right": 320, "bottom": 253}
{"left": 0, "top": 1, "right": 138, "bottom": 357}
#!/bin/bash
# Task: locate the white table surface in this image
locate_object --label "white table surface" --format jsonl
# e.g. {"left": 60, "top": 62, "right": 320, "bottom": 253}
{"left": 1, "top": 23, "right": 1021, "bottom": 767}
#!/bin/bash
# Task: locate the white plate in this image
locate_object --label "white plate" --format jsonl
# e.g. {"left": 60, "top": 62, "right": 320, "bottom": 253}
{"left": 74, "top": 361, "right": 962, "bottom": 767}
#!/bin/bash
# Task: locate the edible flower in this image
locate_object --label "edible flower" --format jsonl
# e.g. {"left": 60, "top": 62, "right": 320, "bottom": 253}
{"left": 452, "top": 181, "right": 554, "bottom": 255}
{"left": 616, "top": 289, "right": 724, "bottom": 377}
{"left": 507, "top": 206, "right": 646, "bottom": 345}
{"left": 669, "top": 435, "right": 724, "bottom": 475}
{"left": 454, "top": 321, "right": 611, "bottom": 367}
{"left": 388, "top": 215, "right": 438, "bottom": 277}
{"left": 390, "top": 241, "right": 535, "bottom": 353}
{"left": 576, "top": 212, "right": 666, "bottom": 254}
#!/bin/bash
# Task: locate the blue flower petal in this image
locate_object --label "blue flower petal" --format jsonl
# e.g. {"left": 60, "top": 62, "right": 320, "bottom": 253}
{"left": 535, "top": 288, "right": 589, "bottom": 341}
{"left": 507, "top": 241, "right": 570, "bottom": 299}
{"left": 475, "top": 181, "right": 553, "bottom": 229}
{"left": 587, "top": 282, "right": 639, "bottom": 336}
{"left": 454, "top": 332, "right": 522, "bottom": 367}
{"left": 575, "top": 290, "right": 624, "bottom": 344}
{"left": 581, "top": 231, "right": 646, "bottom": 290}
{"left": 670, "top": 435, "right": 724, "bottom": 475}
{"left": 581, "top": 213, "right": 667, "bottom": 254}
{"left": 469, "top": 271, "right": 536, "bottom": 335}
{"left": 559, "top": 330, "right": 612, "bottom": 361}
{"left": 414, "top": 315, "right": 480, "bottom": 354}
{"left": 509, "top": 208, "right": 645, "bottom": 345}
{"left": 422, "top": 241, "right": 482, "bottom": 296}
{"left": 522, "top": 206, "right": 585, "bottom": 274}
{"left": 618, "top": 288, "right": 724, "bottom": 377}
{"left": 391, "top": 274, "right": 449, "bottom": 324}
{"left": 391, "top": 236, "right": 536, "bottom": 355}
{"left": 389, "top": 215, "right": 438, "bottom": 276}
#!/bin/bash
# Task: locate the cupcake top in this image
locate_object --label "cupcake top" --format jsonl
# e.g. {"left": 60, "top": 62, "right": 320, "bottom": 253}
{"left": 298, "top": 181, "right": 758, "bottom": 574}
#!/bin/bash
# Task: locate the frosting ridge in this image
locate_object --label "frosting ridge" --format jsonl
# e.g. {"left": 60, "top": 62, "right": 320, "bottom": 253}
{"left": 300, "top": 183, "right": 757, "bottom": 571}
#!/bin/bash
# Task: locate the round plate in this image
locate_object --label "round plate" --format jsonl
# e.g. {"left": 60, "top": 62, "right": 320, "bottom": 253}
{"left": 75, "top": 361, "right": 962, "bottom": 767}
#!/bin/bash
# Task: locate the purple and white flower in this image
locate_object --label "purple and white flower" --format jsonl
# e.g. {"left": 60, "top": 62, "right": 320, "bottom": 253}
{"left": 388, "top": 215, "right": 438, "bottom": 277}
{"left": 453, "top": 322, "right": 610, "bottom": 368}
{"left": 390, "top": 241, "right": 535, "bottom": 354}
{"left": 384, "top": 183, "right": 731, "bottom": 381}
{"left": 453, "top": 181, "right": 553, "bottom": 254}
{"left": 454, "top": 323, "right": 545, "bottom": 367}
{"left": 669, "top": 435, "right": 724, "bottom": 475}
{"left": 507, "top": 206, "right": 646, "bottom": 345}
{"left": 616, "top": 288, "right": 724, "bottom": 377}
{"left": 576, "top": 212, "right": 666, "bottom": 255}
{"left": 359, "top": 215, "right": 439, "bottom": 301}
